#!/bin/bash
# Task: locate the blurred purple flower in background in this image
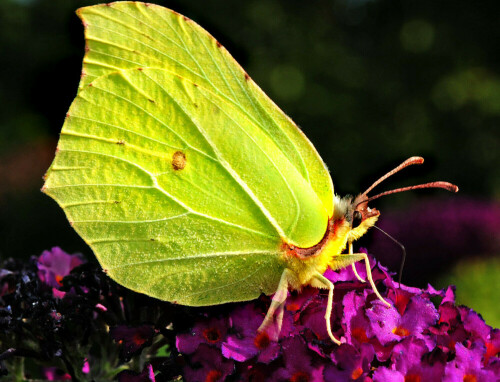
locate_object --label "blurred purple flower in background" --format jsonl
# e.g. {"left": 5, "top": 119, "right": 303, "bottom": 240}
{"left": 370, "top": 198, "right": 500, "bottom": 284}
{"left": 111, "top": 325, "right": 156, "bottom": 361}
{"left": 36, "top": 247, "right": 84, "bottom": 298}
{"left": 117, "top": 363, "right": 156, "bottom": 382}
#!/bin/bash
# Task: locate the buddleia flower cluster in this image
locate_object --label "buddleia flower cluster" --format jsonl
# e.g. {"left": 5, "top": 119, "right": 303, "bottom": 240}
{"left": 0, "top": 247, "right": 498, "bottom": 381}
{"left": 177, "top": 252, "right": 500, "bottom": 381}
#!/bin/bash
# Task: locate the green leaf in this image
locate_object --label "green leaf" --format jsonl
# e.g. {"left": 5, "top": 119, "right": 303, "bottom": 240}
{"left": 43, "top": 2, "right": 334, "bottom": 306}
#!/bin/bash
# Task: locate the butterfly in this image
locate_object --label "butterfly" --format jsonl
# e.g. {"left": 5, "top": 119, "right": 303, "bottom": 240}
{"left": 43, "top": 1, "right": 457, "bottom": 344}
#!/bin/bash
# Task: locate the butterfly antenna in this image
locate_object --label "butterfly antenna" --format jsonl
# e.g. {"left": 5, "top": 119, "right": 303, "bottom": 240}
{"left": 355, "top": 156, "right": 458, "bottom": 210}
{"left": 365, "top": 181, "right": 458, "bottom": 204}
{"left": 362, "top": 156, "right": 425, "bottom": 196}
{"left": 373, "top": 225, "right": 406, "bottom": 285}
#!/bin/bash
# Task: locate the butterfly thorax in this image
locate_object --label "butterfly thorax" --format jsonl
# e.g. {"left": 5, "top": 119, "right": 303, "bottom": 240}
{"left": 281, "top": 195, "right": 379, "bottom": 290}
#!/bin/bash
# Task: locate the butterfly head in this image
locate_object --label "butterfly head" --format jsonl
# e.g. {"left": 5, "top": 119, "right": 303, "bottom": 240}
{"left": 340, "top": 156, "right": 458, "bottom": 242}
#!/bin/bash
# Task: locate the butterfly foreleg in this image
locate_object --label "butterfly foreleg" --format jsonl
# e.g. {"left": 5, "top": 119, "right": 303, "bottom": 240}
{"left": 313, "top": 272, "right": 342, "bottom": 345}
{"left": 347, "top": 242, "right": 391, "bottom": 307}
{"left": 258, "top": 268, "right": 292, "bottom": 341}
{"left": 348, "top": 242, "right": 366, "bottom": 282}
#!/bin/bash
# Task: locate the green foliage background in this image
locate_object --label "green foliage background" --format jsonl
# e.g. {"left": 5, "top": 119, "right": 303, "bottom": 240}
{"left": 0, "top": 0, "right": 498, "bottom": 322}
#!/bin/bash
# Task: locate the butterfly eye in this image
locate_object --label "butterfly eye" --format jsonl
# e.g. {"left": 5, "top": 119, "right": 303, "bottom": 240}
{"left": 352, "top": 210, "right": 362, "bottom": 228}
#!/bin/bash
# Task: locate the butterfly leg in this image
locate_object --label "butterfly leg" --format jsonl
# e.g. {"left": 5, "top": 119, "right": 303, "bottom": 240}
{"left": 347, "top": 242, "right": 390, "bottom": 307}
{"left": 313, "top": 272, "right": 342, "bottom": 345}
{"left": 355, "top": 250, "right": 391, "bottom": 307}
{"left": 350, "top": 246, "right": 366, "bottom": 283}
{"left": 258, "top": 268, "right": 291, "bottom": 341}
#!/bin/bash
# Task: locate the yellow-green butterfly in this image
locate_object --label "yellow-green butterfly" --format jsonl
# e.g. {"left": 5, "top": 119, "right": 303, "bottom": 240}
{"left": 43, "top": 1, "right": 457, "bottom": 344}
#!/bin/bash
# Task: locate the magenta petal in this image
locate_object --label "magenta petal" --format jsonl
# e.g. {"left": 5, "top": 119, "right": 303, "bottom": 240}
{"left": 271, "top": 336, "right": 325, "bottom": 381}
{"left": 37, "top": 247, "right": 84, "bottom": 289}
{"left": 366, "top": 300, "right": 400, "bottom": 345}
{"left": 43, "top": 367, "right": 72, "bottom": 381}
{"left": 373, "top": 367, "right": 405, "bottom": 382}
{"left": 391, "top": 337, "right": 446, "bottom": 381}
{"left": 117, "top": 364, "right": 155, "bottom": 382}
{"left": 444, "top": 342, "right": 496, "bottom": 382}
{"left": 110, "top": 325, "right": 155, "bottom": 360}
{"left": 176, "top": 316, "right": 228, "bottom": 354}
{"left": 221, "top": 335, "right": 258, "bottom": 362}
{"left": 460, "top": 307, "right": 491, "bottom": 343}
{"left": 82, "top": 359, "right": 90, "bottom": 374}
{"left": 485, "top": 329, "right": 500, "bottom": 365}
{"left": 326, "top": 343, "right": 374, "bottom": 380}
{"left": 183, "top": 344, "right": 234, "bottom": 382}
{"left": 367, "top": 295, "right": 438, "bottom": 347}
{"left": 221, "top": 331, "right": 281, "bottom": 364}
{"left": 343, "top": 290, "right": 374, "bottom": 344}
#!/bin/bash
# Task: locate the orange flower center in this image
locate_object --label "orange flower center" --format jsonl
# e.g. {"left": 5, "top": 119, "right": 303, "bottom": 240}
{"left": 351, "top": 367, "right": 363, "bottom": 380}
{"left": 404, "top": 374, "right": 421, "bottom": 382}
{"left": 463, "top": 375, "right": 477, "bottom": 382}
{"left": 286, "top": 302, "right": 301, "bottom": 311}
{"left": 254, "top": 331, "right": 270, "bottom": 349}
{"left": 392, "top": 326, "right": 410, "bottom": 337}
{"left": 485, "top": 341, "right": 500, "bottom": 364}
{"left": 55, "top": 274, "right": 64, "bottom": 286}
{"left": 202, "top": 328, "right": 221, "bottom": 343}
{"left": 290, "top": 371, "right": 310, "bottom": 382}
{"left": 205, "top": 370, "right": 222, "bottom": 382}
{"left": 133, "top": 332, "right": 146, "bottom": 346}
{"left": 352, "top": 327, "right": 369, "bottom": 343}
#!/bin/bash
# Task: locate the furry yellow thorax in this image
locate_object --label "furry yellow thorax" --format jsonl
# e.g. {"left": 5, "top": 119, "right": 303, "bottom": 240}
{"left": 282, "top": 196, "right": 379, "bottom": 291}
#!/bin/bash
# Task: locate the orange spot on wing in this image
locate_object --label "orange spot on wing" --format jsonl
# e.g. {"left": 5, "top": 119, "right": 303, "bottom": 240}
{"left": 172, "top": 151, "right": 187, "bottom": 170}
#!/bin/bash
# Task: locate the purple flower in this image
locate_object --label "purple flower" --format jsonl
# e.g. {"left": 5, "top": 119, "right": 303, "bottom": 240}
{"left": 42, "top": 367, "right": 71, "bottom": 380}
{"left": 390, "top": 337, "right": 446, "bottom": 381}
{"left": 325, "top": 343, "right": 375, "bottom": 380}
{"left": 176, "top": 316, "right": 229, "bottom": 354}
{"left": 221, "top": 304, "right": 281, "bottom": 363}
{"left": 175, "top": 249, "right": 499, "bottom": 381}
{"left": 37, "top": 247, "right": 84, "bottom": 296}
{"left": 366, "top": 295, "right": 438, "bottom": 349}
{"left": 117, "top": 364, "right": 155, "bottom": 382}
{"left": 270, "top": 336, "right": 325, "bottom": 381}
{"left": 82, "top": 359, "right": 90, "bottom": 374}
{"left": 485, "top": 329, "right": 500, "bottom": 366}
{"left": 370, "top": 198, "right": 500, "bottom": 282}
{"left": 183, "top": 344, "right": 234, "bottom": 382}
{"left": 343, "top": 289, "right": 374, "bottom": 345}
{"left": 110, "top": 325, "right": 156, "bottom": 360}
{"left": 444, "top": 343, "right": 496, "bottom": 382}
{"left": 373, "top": 367, "right": 405, "bottom": 382}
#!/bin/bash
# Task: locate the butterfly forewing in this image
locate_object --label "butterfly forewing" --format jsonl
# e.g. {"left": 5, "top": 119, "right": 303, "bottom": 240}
{"left": 44, "top": 2, "right": 336, "bottom": 305}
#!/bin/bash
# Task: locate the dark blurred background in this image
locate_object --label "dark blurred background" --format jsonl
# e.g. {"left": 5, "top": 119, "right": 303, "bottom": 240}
{"left": 0, "top": 0, "right": 498, "bottom": 324}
